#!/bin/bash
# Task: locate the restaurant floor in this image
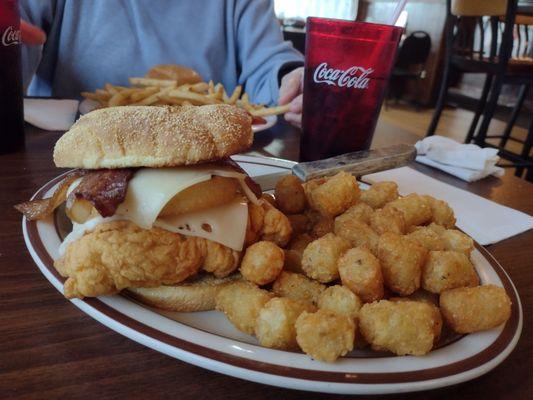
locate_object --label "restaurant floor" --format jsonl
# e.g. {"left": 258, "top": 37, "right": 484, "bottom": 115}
{"left": 379, "top": 104, "right": 529, "bottom": 157}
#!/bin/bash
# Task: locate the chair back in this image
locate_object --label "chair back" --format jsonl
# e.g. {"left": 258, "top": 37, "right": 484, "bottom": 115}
{"left": 396, "top": 31, "right": 432, "bottom": 68}
{"left": 446, "top": 0, "right": 517, "bottom": 64}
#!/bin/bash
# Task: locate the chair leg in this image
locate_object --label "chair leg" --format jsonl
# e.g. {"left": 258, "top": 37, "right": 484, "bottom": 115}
{"left": 465, "top": 74, "right": 493, "bottom": 143}
{"left": 515, "top": 117, "right": 533, "bottom": 178}
{"left": 474, "top": 75, "right": 505, "bottom": 147}
{"left": 499, "top": 84, "right": 529, "bottom": 148}
{"left": 426, "top": 64, "right": 451, "bottom": 136}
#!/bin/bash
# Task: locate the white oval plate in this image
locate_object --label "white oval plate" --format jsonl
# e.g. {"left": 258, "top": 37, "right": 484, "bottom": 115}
{"left": 78, "top": 99, "right": 277, "bottom": 133}
{"left": 22, "top": 155, "right": 522, "bottom": 395}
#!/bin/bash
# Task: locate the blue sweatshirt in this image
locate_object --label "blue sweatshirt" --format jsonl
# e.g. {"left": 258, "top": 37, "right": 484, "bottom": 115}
{"left": 20, "top": 0, "right": 303, "bottom": 105}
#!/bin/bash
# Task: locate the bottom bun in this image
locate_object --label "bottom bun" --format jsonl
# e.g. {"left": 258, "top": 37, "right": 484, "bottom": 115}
{"left": 127, "top": 273, "right": 242, "bottom": 312}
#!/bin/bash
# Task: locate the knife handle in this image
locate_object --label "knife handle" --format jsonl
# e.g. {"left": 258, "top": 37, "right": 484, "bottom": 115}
{"left": 292, "top": 144, "right": 416, "bottom": 181}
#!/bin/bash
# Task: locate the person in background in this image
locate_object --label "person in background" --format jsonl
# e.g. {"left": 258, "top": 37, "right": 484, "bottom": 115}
{"left": 20, "top": 0, "right": 304, "bottom": 127}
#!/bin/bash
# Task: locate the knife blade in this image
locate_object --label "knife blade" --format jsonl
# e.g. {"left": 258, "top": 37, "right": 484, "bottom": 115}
{"left": 253, "top": 144, "right": 416, "bottom": 191}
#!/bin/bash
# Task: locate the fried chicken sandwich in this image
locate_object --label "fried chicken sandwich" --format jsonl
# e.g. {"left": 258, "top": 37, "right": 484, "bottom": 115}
{"left": 16, "top": 104, "right": 292, "bottom": 308}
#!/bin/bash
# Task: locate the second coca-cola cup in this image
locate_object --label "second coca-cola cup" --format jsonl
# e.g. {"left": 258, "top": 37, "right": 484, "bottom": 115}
{"left": 300, "top": 17, "right": 402, "bottom": 161}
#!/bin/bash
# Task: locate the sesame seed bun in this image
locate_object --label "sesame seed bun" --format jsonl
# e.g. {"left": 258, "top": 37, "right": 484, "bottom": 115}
{"left": 53, "top": 104, "right": 253, "bottom": 169}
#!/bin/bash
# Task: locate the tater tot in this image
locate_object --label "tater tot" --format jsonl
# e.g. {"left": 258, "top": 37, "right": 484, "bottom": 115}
{"left": 369, "top": 207, "right": 406, "bottom": 235}
{"left": 245, "top": 202, "right": 265, "bottom": 246}
{"left": 377, "top": 232, "right": 427, "bottom": 296}
{"left": 384, "top": 193, "right": 432, "bottom": 227}
{"left": 272, "top": 271, "right": 325, "bottom": 304}
{"left": 359, "top": 300, "right": 441, "bottom": 355}
{"left": 406, "top": 226, "right": 446, "bottom": 251}
{"left": 335, "top": 202, "right": 374, "bottom": 225}
{"left": 215, "top": 281, "right": 274, "bottom": 335}
{"left": 422, "top": 250, "right": 479, "bottom": 293}
{"left": 338, "top": 247, "right": 384, "bottom": 303}
{"left": 304, "top": 172, "right": 360, "bottom": 217}
{"left": 287, "top": 213, "right": 311, "bottom": 236}
{"left": 301, "top": 233, "right": 351, "bottom": 283}
{"left": 275, "top": 175, "right": 307, "bottom": 214}
{"left": 255, "top": 297, "right": 316, "bottom": 350}
{"left": 310, "top": 215, "right": 334, "bottom": 238}
{"left": 360, "top": 181, "right": 399, "bottom": 209}
{"left": 423, "top": 195, "right": 456, "bottom": 228}
{"left": 295, "top": 309, "right": 355, "bottom": 362}
{"left": 318, "top": 285, "right": 362, "bottom": 320}
{"left": 440, "top": 285, "right": 512, "bottom": 333}
{"left": 441, "top": 229, "right": 474, "bottom": 255}
{"left": 334, "top": 218, "right": 379, "bottom": 255}
{"left": 284, "top": 234, "right": 314, "bottom": 273}
{"left": 427, "top": 222, "right": 446, "bottom": 235}
{"left": 240, "top": 241, "right": 284, "bottom": 285}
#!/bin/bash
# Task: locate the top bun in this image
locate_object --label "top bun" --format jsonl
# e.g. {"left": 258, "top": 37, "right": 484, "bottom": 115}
{"left": 145, "top": 64, "right": 203, "bottom": 85}
{"left": 54, "top": 105, "right": 253, "bottom": 169}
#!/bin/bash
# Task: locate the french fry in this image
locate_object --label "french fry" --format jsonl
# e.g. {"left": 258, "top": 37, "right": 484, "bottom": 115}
{"left": 190, "top": 82, "right": 209, "bottom": 93}
{"left": 129, "top": 87, "right": 159, "bottom": 102}
{"left": 167, "top": 89, "right": 223, "bottom": 105}
{"left": 227, "top": 85, "right": 242, "bottom": 105}
{"left": 104, "top": 83, "right": 127, "bottom": 95}
{"left": 208, "top": 80, "right": 215, "bottom": 95}
{"left": 213, "top": 83, "right": 224, "bottom": 100}
{"left": 133, "top": 86, "right": 174, "bottom": 106}
{"left": 81, "top": 91, "right": 105, "bottom": 102}
{"left": 108, "top": 90, "right": 130, "bottom": 107}
{"left": 248, "top": 103, "right": 291, "bottom": 117}
{"left": 129, "top": 77, "right": 177, "bottom": 88}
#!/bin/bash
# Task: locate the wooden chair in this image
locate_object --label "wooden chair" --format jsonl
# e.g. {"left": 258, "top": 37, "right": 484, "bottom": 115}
{"left": 426, "top": 0, "right": 517, "bottom": 141}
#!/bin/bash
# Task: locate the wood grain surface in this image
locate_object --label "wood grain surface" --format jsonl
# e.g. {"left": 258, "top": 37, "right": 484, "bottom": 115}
{"left": 1, "top": 121, "right": 531, "bottom": 400}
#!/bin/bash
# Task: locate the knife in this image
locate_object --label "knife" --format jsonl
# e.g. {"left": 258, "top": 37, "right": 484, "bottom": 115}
{"left": 253, "top": 144, "right": 416, "bottom": 191}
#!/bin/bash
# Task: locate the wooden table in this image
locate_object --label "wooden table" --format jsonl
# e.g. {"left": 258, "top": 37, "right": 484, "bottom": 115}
{"left": 1, "top": 120, "right": 532, "bottom": 399}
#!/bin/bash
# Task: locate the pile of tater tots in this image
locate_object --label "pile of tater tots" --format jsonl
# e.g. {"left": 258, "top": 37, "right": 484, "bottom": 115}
{"left": 215, "top": 171, "right": 512, "bottom": 363}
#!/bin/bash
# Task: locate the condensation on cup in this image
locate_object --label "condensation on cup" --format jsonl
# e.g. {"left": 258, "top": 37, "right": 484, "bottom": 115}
{"left": 0, "top": 0, "right": 25, "bottom": 154}
{"left": 300, "top": 17, "right": 402, "bottom": 161}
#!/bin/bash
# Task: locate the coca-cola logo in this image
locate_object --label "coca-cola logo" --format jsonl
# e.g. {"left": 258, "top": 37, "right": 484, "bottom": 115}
{"left": 1, "top": 26, "right": 21, "bottom": 46}
{"left": 313, "top": 62, "right": 373, "bottom": 89}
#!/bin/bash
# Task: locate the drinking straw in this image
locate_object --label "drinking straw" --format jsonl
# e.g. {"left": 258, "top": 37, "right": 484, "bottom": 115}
{"left": 389, "top": 0, "right": 408, "bottom": 25}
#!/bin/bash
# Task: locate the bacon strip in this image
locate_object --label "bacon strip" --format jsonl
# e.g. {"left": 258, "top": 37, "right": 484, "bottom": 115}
{"left": 14, "top": 170, "right": 87, "bottom": 220}
{"left": 70, "top": 169, "right": 135, "bottom": 217}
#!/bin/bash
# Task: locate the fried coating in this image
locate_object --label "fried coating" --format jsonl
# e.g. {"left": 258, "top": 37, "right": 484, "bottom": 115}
{"left": 427, "top": 222, "right": 446, "bottom": 235}
{"left": 441, "top": 229, "right": 474, "bottom": 255}
{"left": 55, "top": 221, "right": 205, "bottom": 298}
{"left": 422, "top": 250, "right": 479, "bottom": 293}
{"left": 246, "top": 200, "right": 292, "bottom": 247}
{"left": 260, "top": 200, "right": 293, "bottom": 247}
{"left": 272, "top": 271, "right": 325, "bottom": 305}
{"left": 359, "top": 300, "right": 441, "bottom": 356}
{"left": 284, "top": 234, "right": 314, "bottom": 273}
{"left": 287, "top": 213, "right": 311, "bottom": 236}
{"left": 334, "top": 218, "right": 379, "bottom": 255}
{"left": 439, "top": 285, "right": 512, "bottom": 333}
{"left": 406, "top": 226, "right": 446, "bottom": 251}
{"left": 317, "top": 285, "right": 363, "bottom": 320}
{"left": 422, "top": 195, "right": 456, "bottom": 228}
{"left": 255, "top": 297, "right": 316, "bottom": 350}
{"left": 215, "top": 281, "right": 274, "bottom": 335}
{"left": 303, "top": 172, "right": 360, "bottom": 217}
{"left": 275, "top": 175, "right": 307, "bottom": 214}
{"left": 200, "top": 239, "right": 241, "bottom": 278}
{"left": 261, "top": 193, "right": 277, "bottom": 207}
{"left": 384, "top": 193, "right": 432, "bottom": 227}
{"left": 369, "top": 207, "right": 406, "bottom": 235}
{"left": 360, "top": 181, "right": 399, "bottom": 209}
{"left": 377, "top": 232, "right": 427, "bottom": 296}
{"left": 338, "top": 247, "right": 384, "bottom": 303}
{"left": 335, "top": 202, "right": 374, "bottom": 225}
{"left": 295, "top": 309, "right": 355, "bottom": 362}
{"left": 301, "top": 233, "right": 351, "bottom": 283}
{"left": 240, "top": 241, "right": 284, "bottom": 285}
{"left": 310, "top": 215, "right": 334, "bottom": 238}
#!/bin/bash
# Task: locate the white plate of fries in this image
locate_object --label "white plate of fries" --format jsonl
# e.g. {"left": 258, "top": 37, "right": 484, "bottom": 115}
{"left": 80, "top": 77, "right": 289, "bottom": 132}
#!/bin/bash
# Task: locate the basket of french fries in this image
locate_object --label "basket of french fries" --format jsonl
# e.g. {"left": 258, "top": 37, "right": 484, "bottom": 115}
{"left": 81, "top": 66, "right": 290, "bottom": 119}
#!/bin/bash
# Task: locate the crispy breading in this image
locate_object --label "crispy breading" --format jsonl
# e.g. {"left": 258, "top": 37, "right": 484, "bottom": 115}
{"left": 55, "top": 221, "right": 205, "bottom": 298}
{"left": 303, "top": 172, "right": 360, "bottom": 217}
{"left": 200, "top": 239, "right": 241, "bottom": 278}
{"left": 360, "top": 181, "right": 399, "bottom": 209}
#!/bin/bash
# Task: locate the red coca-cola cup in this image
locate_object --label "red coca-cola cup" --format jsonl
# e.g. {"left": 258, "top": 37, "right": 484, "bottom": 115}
{"left": 300, "top": 18, "right": 402, "bottom": 161}
{"left": 0, "top": 0, "right": 24, "bottom": 154}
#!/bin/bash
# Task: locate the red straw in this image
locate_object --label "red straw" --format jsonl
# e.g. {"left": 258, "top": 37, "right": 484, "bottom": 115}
{"left": 389, "top": 0, "right": 408, "bottom": 25}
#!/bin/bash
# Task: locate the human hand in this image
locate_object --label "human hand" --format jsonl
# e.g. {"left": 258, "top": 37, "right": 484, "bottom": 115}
{"left": 278, "top": 67, "right": 304, "bottom": 129}
{"left": 20, "top": 20, "right": 46, "bottom": 45}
